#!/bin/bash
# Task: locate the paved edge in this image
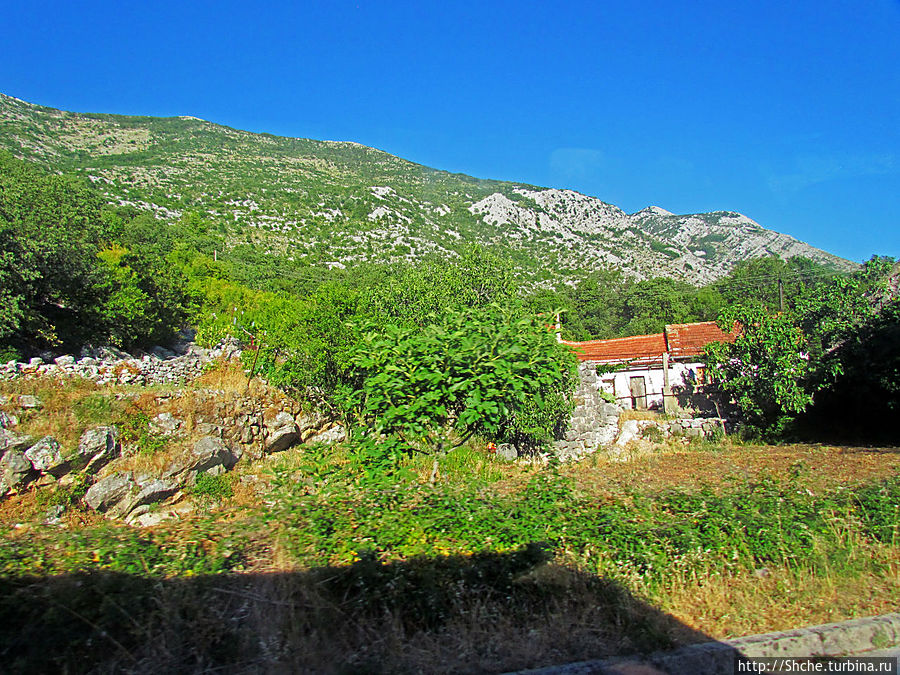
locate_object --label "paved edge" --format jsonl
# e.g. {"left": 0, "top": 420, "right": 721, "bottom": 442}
{"left": 506, "top": 613, "right": 900, "bottom": 675}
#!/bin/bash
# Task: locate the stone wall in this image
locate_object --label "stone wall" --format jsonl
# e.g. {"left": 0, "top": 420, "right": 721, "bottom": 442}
{"left": 0, "top": 382, "right": 346, "bottom": 526}
{"left": 553, "top": 362, "right": 621, "bottom": 461}
{"left": 0, "top": 340, "right": 242, "bottom": 386}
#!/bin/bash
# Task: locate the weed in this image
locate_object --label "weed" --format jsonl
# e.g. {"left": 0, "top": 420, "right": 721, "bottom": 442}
{"left": 188, "top": 472, "right": 234, "bottom": 501}
{"left": 34, "top": 475, "right": 89, "bottom": 510}
{"left": 0, "top": 346, "right": 21, "bottom": 362}
{"left": 119, "top": 411, "right": 169, "bottom": 456}
{"left": 642, "top": 426, "right": 665, "bottom": 443}
{"left": 71, "top": 393, "right": 116, "bottom": 425}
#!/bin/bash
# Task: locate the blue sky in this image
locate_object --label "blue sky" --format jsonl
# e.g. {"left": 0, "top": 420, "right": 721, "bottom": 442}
{"left": 2, "top": 0, "right": 898, "bottom": 262}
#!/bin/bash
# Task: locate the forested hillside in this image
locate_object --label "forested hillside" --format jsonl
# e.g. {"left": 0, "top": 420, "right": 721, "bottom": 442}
{"left": 0, "top": 93, "right": 852, "bottom": 285}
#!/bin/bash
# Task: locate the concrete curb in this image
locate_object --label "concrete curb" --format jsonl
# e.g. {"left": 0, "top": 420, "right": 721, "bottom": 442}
{"left": 508, "top": 613, "right": 900, "bottom": 674}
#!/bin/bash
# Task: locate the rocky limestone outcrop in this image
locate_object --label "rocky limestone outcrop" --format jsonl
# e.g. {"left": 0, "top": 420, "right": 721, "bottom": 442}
{"left": 0, "top": 348, "right": 352, "bottom": 523}
{"left": 0, "top": 450, "right": 36, "bottom": 494}
{"left": 0, "top": 424, "right": 125, "bottom": 497}
{"left": 264, "top": 411, "right": 300, "bottom": 453}
{"left": 84, "top": 472, "right": 135, "bottom": 513}
{"left": 0, "top": 427, "right": 32, "bottom": 456}
{"left": 85, "top": 472, "right": 181, "bottom": 520}
{"left": 165, "top": 436, "right": 242, "bottom": 480}
{"left": 75, "top": 426, "right": 121, "bottom": 475}
{"left": 23, "top": 436, "right": 65, "bottom": 476}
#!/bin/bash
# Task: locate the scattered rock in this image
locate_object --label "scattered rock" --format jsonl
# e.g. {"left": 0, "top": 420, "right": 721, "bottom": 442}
{"left": 196, "top": 422, "right": 223, "bottom": 437}
{"left": 120, "top": 478, "right": 180, "bottom": 516}
{"left": 54, "top": 355, "right": 76, "bottom": 367}
{"left": 74, "top": 426, "right": 121, "bottom": 474}
{"left": 84, "top": 472, "right": 135, "bottom": 512}
{"left": 17, "top": 395, "right": 43, "bottom": 410}
{"left": 0, "top": 428, "right": 33, "bottom": 455}
{"left": 0, "top": 450, "right": 36, "bottom": 494}
{"left": 24, "top": 436, "right": 67, "bottom": 476}
{"left": 0, "top": 411, "right": 18, "bottom": 429}
{"left": 168, "top": 436, "right": 240, "bottom": 477}
{"left": 307, "top": 425, "right": 346, "bottom": 445}
{"left": 496, "top": 443, "right": 518, "bottom": 461}
{"left": 265, "top": 422, "right": 299, "bottom": 453}
{"left": 44, "top": 504, "right": 66, "bottom": 525}
{"left": 613, "top": 420, "right": 640, "bottom": 449}
{"left": 150, "top": 412, "right": 183, "bottom": 436}
{"left": 128, "top": 502, "right": 194, "bottom": 527}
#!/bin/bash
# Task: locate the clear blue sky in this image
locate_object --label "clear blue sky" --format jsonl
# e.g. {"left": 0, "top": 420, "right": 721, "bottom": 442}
{"left": 3, "top": 0, "right": 898, "bottom": 262}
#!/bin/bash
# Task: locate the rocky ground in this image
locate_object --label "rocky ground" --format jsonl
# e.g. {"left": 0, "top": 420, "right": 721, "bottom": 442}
{"left": 0, "top": 350, "right": 346, "bottom": 528}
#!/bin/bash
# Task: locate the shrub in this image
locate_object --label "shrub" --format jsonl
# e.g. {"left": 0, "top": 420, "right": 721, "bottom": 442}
{"left": 189, "top": 473, "right": 234, "bottom": 501}
{"left": 345, "top": 304, "right": 577, "bottom": 460}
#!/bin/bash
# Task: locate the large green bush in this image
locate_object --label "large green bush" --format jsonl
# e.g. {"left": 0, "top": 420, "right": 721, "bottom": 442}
{"left": 345, "top": 304, "right": 576, "bottom": 458}
{"left": 705, "top": 257, "right": 900, "bottom": 440}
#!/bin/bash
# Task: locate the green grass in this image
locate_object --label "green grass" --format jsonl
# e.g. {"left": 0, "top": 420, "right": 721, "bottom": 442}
{"left": 0, "top": 438, "right": 897, "bottom": 673}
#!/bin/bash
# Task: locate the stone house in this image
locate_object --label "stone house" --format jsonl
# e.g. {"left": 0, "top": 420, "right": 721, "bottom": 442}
{"left": 561, "top": 321, "right": 739, "bottom": 412}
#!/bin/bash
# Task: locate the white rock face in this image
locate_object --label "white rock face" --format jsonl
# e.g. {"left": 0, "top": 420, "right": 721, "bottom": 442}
{"left": 468, "top": 188, "right": 854, "bottom": 282}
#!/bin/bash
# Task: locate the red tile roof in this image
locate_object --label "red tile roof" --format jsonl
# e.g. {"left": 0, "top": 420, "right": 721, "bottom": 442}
{"left": 563, "top": 321, "right": 739, "bottom": 364}
{"left": 664, "top": 321, "right": 740, "bottom": 359}
{"left": 562, "top": 333, "right": 667, "bottom": 365}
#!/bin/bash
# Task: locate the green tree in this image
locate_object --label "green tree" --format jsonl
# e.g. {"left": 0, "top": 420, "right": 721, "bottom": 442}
{"left": 361, "top": 246, "right": 517, "bottom": 328}
{"left": 619, "top": 277, "right": 701, "bottom": 336}
{"left": 569, "top": 268, "right": 627, "bottom": 339}
{"left": 705, "top": 306, "right": 813, "bottom": 436}
{"left": 0, "top": 152, "right": 109, "bottom": 349}
{"left": 95, "top": 245, "right": 190, "bottom": 349}
{"left": 346, "top": 304, "right": 576, "bottom": 468}
{"left": 714, "top": 256, "right": 835, "bottom": 313}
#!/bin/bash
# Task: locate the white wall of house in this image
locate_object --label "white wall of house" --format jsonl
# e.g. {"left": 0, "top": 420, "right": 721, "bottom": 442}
{"left": 596, "top": 361, "right": 704, "bottom": 409}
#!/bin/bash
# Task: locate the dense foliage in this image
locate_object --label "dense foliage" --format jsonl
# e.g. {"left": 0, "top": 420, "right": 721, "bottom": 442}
{"left": 705, "top": 257, "right": 900, "bottom": 439}
{"left": 346, "top": 306, "right": 576, "bottom": 456}
{"left": 530, "top": 256, "right": 840, "bottom": 341}
{"left": 0, "top": 153, "right": 190, "bottom": 355}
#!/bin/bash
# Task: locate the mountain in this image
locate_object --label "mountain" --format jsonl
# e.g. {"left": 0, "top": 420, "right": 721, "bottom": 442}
{"left": 0, "top": 93, "right": 853, "bottom": 283}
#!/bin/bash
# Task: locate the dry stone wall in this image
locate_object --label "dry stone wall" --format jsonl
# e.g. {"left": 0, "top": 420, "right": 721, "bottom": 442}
{"left": 553, "top": 363, "right": 621, "bottom": 461}
{"left": 0, "top": 354, "right": 346, "bottom": 526}
{"left": 0, "top": 340, "right": 243, "bottom": 386}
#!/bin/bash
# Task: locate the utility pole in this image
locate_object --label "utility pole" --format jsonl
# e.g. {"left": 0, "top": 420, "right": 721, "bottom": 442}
{"left": 778, "top": 276, "right": 785, "bottom": 312}
{"left": 662, "top": 351, "right": 675, "bottom": 415}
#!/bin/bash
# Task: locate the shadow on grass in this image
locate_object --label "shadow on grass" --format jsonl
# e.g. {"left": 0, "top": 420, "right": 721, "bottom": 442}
{"left": 0, "top": 543, "right": 727, "bottom": 674}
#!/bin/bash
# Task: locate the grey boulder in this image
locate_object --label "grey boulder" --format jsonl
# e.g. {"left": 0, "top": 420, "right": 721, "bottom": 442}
{"left": 266, "top": 423, "right": 300, "bottom": 453}
{"left": 0, "top": 450, "right": 36, "bottom": 494}
{"left": 74, "top": 426, "right": 121, "bottom": 474}
{"left": 17, "top": 395, "right": 43, "bottom": 410}
{"left": 265, "top": 412, "right": 300, "bottom": 453}
{"left": 167, "top": 436, "right": 241, "bottom": 477}
{"left": 150, "top": 412, "right": 182, "bottom": 436}
{"left": 0, "top": 428, "right": 32, "bottom": 456}
{"left": 24, "top": 436, "right": 67, "bottom": 476}
{"left": 84, "top": 472, "right": 135, "bottom": 512}
{"left": 496, "top": 444, "right": 518, "bottom": 461}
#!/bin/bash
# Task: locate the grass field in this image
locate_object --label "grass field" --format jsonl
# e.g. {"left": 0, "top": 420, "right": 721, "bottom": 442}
{"left": 1, "top": 374, "right": 897, "bottom": 673}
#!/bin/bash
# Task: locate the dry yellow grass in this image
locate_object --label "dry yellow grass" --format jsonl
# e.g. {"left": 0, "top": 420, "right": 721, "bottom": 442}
{"left": 655, "top": 546, "right": 900, "bottom": 639}
{"left": 562, "top": 443, "right": 900, "bottom": 498}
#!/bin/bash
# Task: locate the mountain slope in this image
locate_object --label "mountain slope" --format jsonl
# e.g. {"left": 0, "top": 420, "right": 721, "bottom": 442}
{"left": 0, "top": 93, "right": 853, "bottom": 283}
